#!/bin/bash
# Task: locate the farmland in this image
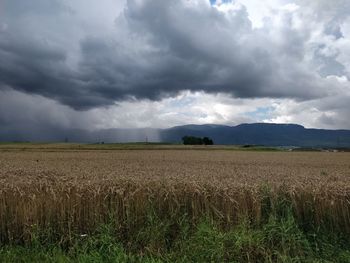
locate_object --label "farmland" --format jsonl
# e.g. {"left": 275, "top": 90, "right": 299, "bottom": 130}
{"left": 1, "top": 145, "right": 350, "bottom": 262}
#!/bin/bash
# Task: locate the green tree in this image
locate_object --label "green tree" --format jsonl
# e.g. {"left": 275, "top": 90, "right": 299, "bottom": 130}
{"left": 182, "top": 136, "right": 214, "bottom": 145}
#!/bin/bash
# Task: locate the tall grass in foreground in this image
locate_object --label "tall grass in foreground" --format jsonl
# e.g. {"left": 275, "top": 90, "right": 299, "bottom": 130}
{"left": 1, "top": 181, "right": 350, "bottom": 245}
{"left": 1, "top": 206, "right": 350, "bottom": 262}
{"left": 1, "top": 184, "right": 350, "bottom": 262}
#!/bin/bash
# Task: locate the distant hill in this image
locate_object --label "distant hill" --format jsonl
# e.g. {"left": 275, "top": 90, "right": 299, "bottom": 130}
{"left": 160, "top": 123, "right": 350, "bottom": 147}
{"left": 1, "top": 123, "right": 350, "bottom": 147}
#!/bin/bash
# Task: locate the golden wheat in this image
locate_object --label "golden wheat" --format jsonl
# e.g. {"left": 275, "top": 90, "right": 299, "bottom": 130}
{"left": 0, "top": 148, "right": 350, "bottom": 243}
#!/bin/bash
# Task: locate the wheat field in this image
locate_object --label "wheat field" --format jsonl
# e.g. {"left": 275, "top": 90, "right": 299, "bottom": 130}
{"left": 1, "top": 147, "right": 350, "bottom": 244}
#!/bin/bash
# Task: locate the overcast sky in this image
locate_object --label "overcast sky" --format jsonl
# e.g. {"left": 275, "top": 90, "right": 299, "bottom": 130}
{"left": 1, "top": 0, "right": 350, "bottom": 137}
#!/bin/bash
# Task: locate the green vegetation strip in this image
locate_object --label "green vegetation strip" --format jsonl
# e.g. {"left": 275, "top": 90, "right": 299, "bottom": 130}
{"left": 0, "top": 142, "right": 282, "bottom": 152}
{"left": 1, "top": 204, "right": 350, "bottom": 263}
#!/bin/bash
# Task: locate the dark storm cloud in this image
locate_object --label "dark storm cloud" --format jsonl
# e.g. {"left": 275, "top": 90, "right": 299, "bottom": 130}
{"left": 0, "top": 0, "right": 342, "bottom": 110}
{"left": 3, "top": 0, "right": 69, "bottom": 16}
{"left": 0, "top": 88, "right": 162, "bottom": 142}
{"left": 84, "top": 0, "right": 325, "bottom": 101}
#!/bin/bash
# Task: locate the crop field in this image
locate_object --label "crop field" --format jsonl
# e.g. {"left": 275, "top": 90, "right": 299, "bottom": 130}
{"left": 1, "top": 145, "right": 350, "bottom": 262}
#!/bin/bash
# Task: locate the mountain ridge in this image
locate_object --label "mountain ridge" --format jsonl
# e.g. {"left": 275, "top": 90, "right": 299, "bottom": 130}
{"left": 1, "top": 123, "right": 350, "bottom": 147}
{"left": 160, "top": 123, "right": 350, "bottom": 147}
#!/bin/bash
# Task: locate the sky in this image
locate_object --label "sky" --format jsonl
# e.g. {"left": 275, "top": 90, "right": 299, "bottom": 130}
{"left": 0, "top": 0, "right": 350, "bottom": 139}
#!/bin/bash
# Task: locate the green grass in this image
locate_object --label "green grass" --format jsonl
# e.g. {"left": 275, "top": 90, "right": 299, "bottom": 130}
{"left": 1, "top": 210, "right": 350, "bottom": 263}
{"left": 0, "top": 142, "right": 284, "bottom": 152}
{"left": 3, "top": 142, "right": 347, "bottom": 152}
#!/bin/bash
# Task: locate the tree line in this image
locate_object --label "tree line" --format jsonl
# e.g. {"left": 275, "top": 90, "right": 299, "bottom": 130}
{"left": 182, "top": 136, "right": 214, "bottom": 145}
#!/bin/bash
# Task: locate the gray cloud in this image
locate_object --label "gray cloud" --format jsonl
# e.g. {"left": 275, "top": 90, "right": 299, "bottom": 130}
{"left": 0, "top": 0, "right": 350, "bottom": 138}
{"left": 79, "top": 0, "right": 333, "bottom": 102}
{"left": 0, "top": 0, "right": 346, "bottom": 110}
{"left": 0, "top": 88, "right": 161, "bottom": 142}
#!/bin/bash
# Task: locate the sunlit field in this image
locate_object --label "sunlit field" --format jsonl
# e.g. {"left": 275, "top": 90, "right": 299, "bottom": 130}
{"left": 1, "top": 144, "right": 350, "bottom": 262}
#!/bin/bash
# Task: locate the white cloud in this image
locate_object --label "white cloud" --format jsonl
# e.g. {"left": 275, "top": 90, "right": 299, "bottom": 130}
{"left": 81, "top": 92, "right": 278, "bottom": 129}
{"left": 0, "top": 0, "right": 350, "bottom": 135}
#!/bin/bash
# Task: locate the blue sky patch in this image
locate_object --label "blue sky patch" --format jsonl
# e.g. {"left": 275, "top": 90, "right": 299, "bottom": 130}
{"left": 245, "top": 106, "right": 275, "bottom": 120}
{"left": 210, "top": 0, "right": 232, "bottom": 5}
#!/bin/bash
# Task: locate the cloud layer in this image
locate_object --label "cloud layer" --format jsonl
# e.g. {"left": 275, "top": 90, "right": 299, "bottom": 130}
{"left": 0, "top": 0, "right": 350, "bottom": 139}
